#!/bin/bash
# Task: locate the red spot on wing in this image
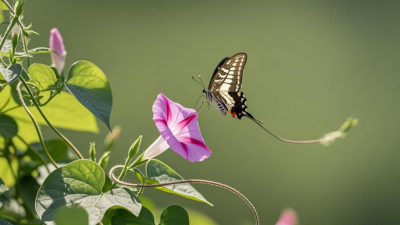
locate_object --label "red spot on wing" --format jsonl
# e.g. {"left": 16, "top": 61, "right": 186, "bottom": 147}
{"left": 228, "top": 110, "right": 236, "bottom": 118}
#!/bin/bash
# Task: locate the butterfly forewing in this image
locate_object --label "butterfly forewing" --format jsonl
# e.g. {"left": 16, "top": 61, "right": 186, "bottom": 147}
{"left": 209, "top": 53, "right": 247, "bottom": 93}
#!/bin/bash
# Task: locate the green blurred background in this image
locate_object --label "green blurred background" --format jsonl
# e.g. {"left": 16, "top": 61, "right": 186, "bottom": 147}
{"left": 22, "top": 1, "right": 400, "bottom": 224}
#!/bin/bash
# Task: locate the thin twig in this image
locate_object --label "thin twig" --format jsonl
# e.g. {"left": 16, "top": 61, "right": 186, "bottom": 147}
{"left": 19, "top": 79, "right": 83, "bottom": 159}
{"left": 16, "top": 82, "right": 58, "bottom": 168}
{"left": 110, "top": 165, "right": 259, "bottom": 225}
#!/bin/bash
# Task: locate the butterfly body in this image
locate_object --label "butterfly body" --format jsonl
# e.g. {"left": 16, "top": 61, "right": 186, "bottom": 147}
{"left": 203, "top": 53, "right": 256, "bottom": 120}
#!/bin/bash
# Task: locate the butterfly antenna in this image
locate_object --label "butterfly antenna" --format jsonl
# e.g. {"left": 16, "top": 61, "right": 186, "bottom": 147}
{"left": 245, "top": 115, "right": 320, "bottom": 144}
{"left": 198, "top": 75, "right": 206, "bottom": 88}
{"left": 192, "top": 75, "right": 205, "bottom": 89}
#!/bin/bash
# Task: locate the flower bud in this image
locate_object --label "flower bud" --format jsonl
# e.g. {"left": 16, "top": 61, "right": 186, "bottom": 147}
{"left": 50, "top": 28, "right": 66, "bottom": 75}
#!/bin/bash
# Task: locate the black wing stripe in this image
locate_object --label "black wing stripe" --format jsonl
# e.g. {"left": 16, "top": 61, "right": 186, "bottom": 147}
{"left": 209, "top": 53, "right": 247, "bottom": 92}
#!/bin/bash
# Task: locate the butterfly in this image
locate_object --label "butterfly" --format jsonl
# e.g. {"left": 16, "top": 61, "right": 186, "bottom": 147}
{"left": 201, "top": 52, "right": 259, "bottom": 122}
{"left": 193, "top": 52, "right": 324, "bottom": 144}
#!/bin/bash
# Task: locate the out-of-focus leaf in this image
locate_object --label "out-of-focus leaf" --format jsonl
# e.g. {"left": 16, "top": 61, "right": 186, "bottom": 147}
{"left": 0, "top": 178, "right": 10, "bottom": 202}
{"left": 0, "top": 86, "right": 99, "bottom": 144}
{"left": 0, "top": 64, "right": 22, "bottom": 84}
{"left": 0, "top": 157, "right": 18, "bottom": 187}
{"left": 28, "top": 139, "right": 77, "bottom": 163}
{"left": 0, "top": 218, "right": 13, "bottom": 225}
{"left": 19, "top": 176, "right": 40, "bottom": 215}
{"left": 0, "top": 114, "right": 18, "bottom": 138}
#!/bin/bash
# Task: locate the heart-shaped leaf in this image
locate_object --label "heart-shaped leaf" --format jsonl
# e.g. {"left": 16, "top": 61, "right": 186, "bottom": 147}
{"left": 144, "top": 159, "right": 212, "bottom": 206}
{"left": 160, "top": 205, "right": 189, "bottom": 225}
{"left": 28, "top": 63, "right": 57, "bottom": 91}
{"left": 102, "top": 206, "right": 154, "bottom": 225}
{"left": 66, "top": 61, "right": 112, "bottom": 130}
{"left": 35, "top": 160, "right": 141, "bottom": 225}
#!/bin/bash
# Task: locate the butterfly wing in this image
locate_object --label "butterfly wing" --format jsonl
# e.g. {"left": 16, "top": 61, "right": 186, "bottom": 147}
{"left": 208, "top": 53, "right": 247, "bottom": 92}
{"left": 207, "top": 53, "right": 254, "bottom": 119}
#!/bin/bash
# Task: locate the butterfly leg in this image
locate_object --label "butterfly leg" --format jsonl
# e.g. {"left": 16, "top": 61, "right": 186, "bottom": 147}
{"left": 194, "top": 94, "right": 205, "bottom": 110}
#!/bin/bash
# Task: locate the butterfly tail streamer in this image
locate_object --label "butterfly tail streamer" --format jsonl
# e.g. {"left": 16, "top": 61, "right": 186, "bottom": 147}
{"left": 245, "top": 115, "right": 322, "bottom": 144}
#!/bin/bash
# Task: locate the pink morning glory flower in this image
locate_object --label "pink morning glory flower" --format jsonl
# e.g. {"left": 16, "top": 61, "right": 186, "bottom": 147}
{"left": 275, "top": 208, "right": 298, "bottom": 225}
{"left": 142, "top": 94, "right": 211, "bottom": 162}
{"left": 50, "top": 28, "right": 66, "bottom": 75}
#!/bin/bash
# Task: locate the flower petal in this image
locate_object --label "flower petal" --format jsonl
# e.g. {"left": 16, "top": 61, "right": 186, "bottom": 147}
{"left": 152, "top": 94, "right": 211, "bottom": 162}
{"left": 275, "top": 208, "right": 298, "bottom": 225}
{"left": 142, "top": 135, "right": 170, "bottom": 160}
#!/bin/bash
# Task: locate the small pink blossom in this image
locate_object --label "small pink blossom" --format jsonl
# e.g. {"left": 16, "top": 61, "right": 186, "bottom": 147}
{"left": 50, "top": 28, "right": 66, "bottom": 75}
{"left": 275, "top": 208, "right": 298, "bottom": 225}
{"left": 143, "top": 94, "right": 211, "bottom": 162}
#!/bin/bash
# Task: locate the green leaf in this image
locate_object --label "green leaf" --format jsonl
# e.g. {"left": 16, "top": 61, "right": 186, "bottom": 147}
{"left": 160, "top": 205, "right": 189, "bottom": 225}
{"left": 28, "top": 47, "right": 56, "bottom": 55}
{"left": 0, "top": 157, "right": 18, "bottom": 187}
{"left": 0, "top": 64, "right": 22, "bottom": 84}
{"left": 66, "top": 61, "right": 113, "bottom": 130}
{"left": 18, "top": 176, "right": 40, "bottom": 215}
{"left": 102, "top": 207, "right": 154, "bottom": 225}
{"left": 0, "top": 218, "right": 13, "bottom": 225}
{"left": 1, "top": 86, "right": 99, "bottom": 139}
{"left": 54, "top": 206, "right": 89, "bottom": 225}
{"left": 0, "top": 114, "right": 18, "bottom": 138}
{"left": 145, "top": 159, "right": 212, "bottom": 206}
{"left": 35, "top": 159, "right": 141, "bottom": 225}
{"left": 29, "top": 139, "right": 77, "bottom": 163}
{"left": 0, "top": 199, "right": 26, "bottom": 221}
{"left": 0, "top": 71, "right": 6, "bottom": 91}
{"left": 0, "top": 178, "right": 10, "bottom": 202}
{"left": 28, "top": 64, "right": 58, "bottom": 91}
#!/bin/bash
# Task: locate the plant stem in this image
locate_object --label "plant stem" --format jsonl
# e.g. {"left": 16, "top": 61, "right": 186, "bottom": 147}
{"left": 110, "top": 165, "right": 260, "bottom": 225}
{"left": 16, "top": 135, "right": 51, "bottom": 173}
{"left": 19, "top": 79, "right": 83, "bottom": 159}
{"left": 16, "top": 82, "right": 58, "bottom": 168}
{"left": 0, "top": 9, "right": 19, "bottom": 52}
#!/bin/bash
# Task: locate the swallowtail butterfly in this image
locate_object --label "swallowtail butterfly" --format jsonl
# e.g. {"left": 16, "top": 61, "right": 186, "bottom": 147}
{"left": 193, "top": 52, "right": 325, "bottom": 144}
{"left": 202, "top": 52, "right": 259, "bottom": 121}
